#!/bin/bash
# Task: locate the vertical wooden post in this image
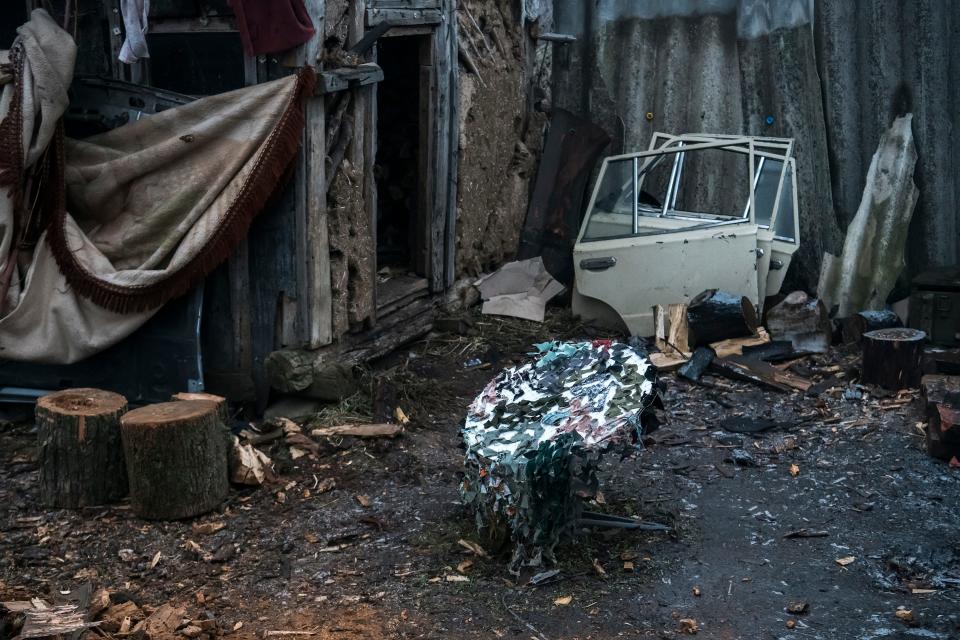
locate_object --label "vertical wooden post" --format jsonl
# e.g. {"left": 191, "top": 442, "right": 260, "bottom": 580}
{"left": 429, "top": 0, "right": 453, "bottom": 293}
{"left": 444, "top": 0, "right": 460, "bottom": 288}
{"left": 295, "top": 0, "right": 333, "bottom": 349}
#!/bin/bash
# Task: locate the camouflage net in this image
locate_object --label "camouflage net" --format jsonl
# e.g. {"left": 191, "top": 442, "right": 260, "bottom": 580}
{"left": 460, "top": 340, "right": 660, "bottom": 572}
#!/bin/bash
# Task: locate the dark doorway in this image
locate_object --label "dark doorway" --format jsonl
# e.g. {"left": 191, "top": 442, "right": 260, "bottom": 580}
{"left": 375, "top": 35, "right": 426, "bottom": 274}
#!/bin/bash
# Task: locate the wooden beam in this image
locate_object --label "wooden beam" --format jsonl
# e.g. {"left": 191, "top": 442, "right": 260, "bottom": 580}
{"left": 370, "top": 0, "right": 442, "bottom": 8}
{"left": 367, "top": 8, "right": 442, "bottom": 26}
{"left": 294, "top": 0, "right": 333, "bottom": 348}
{"left": 316, "top": 64, "right": 385, "bottom": 94}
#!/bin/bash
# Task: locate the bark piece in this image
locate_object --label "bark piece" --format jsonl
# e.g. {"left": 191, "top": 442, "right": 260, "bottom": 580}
{"left": 654, "top": 304, "right": 691, "bottom": 355}
{"left": 841, "top": 310, "right": 903, "bottom": 344}
{"left": 120, "top": 401, "right": 229, "bottom": 520}
{"left": 229, "top": 437, "right": 272, "bottom": 486}
{"left": 765, "top": 291, "right": 831, "bottom": 352}
{"left": 36, "top": 388, "right": 129, "bottom": 508}
{"left": 686, "top": 290, "right": 758, "bottom": 347}
{"left": 861, "top": 328, "right": 926, "bottom": 391}
{"left": 710, "top": 356, "right": 811, "bottom": 393}
{"left": 817, "top": 115, "right": 918, "bottom": 318}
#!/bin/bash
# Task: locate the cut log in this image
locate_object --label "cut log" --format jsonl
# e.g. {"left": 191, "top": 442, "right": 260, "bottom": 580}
{"left": 841, "top": 309, "right": 903, "bottom": 344}
{"left": 36, "top": 388, "right": 129, "bottom": 508}
{"left": 921, "top": 374, "right": 960, "bottom": 460}
{"left": 686, "top": 290, "right": 758, "bottom": 347}
{"left": 171, "top": 392, "right": 229, "bottom": 424}
{"left": 861, "top": 328, "right": 926, "bottom": 390}
{"left": 709, "top": 328, "right": 771, "bottom": 359}
{"left": 765, "top": 291, "right": 831, "bottom": 352}
{"left": 120, "top": 401, "right": 229, "bottom": 520}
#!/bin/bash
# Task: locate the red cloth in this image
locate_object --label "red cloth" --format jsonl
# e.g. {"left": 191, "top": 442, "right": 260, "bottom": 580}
{"left": 229, "top": 0, "right": 315, "bottom": 56}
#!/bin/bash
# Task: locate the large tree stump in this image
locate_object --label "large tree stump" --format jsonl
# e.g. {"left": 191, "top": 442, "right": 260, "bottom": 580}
{"left": 861, "top": 328, "right": 926, "bottom": 390}
{"left": 120, "top": 401, "right": 229, "bottom": 520}
{"left": 686, "top": 289, "right": 758, "bottom": 347}
{"left": 36, "top": 388, "right": 129, "bottom": 508}
{"left": 171, "top": 392, "right": 230, "bottom": 425}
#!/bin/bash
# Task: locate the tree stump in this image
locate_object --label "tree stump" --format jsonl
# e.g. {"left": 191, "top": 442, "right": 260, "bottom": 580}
{"left": 120, "top": 401, "right": 229, "bottom": 520}
{"left": 36, "top": 388, "right": 129, "bottom": 508}
{"left": 171, "top": 392, "right": 230, "bottom": 425}
{"left": 861, "top": 328, "right": 927, "bottom": 390}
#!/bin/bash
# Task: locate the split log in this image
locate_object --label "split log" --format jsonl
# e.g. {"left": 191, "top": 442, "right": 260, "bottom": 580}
{"left": 120, "top": 401, "right": 229, "bottom": 520}
{"left": 861, "top": 328, "right": 926, "bottom": 390}
{"left": 310, "top": 423, "right": 403, "bottom": 438}
{"left": 36, "top": 388, "right": 129, "bottom": 508}
{"left": 678, "top": 347, "right": 715, "bottom": 383}
{"left": 841, "top": 309, "right": 903, "bottom": 344}
{"left": 765, "top": 291, "right": 831, "bottom": 352}
{"left": 686, "top": 290, "right": 758, "bottom": 347}
{"left": 171, "top": 392, "right": 229, "bottom": 424}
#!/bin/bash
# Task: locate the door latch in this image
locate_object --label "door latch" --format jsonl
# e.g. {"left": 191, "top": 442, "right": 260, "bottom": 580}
{"left": 580, "top": 257, "right": 617, "bottom": 272}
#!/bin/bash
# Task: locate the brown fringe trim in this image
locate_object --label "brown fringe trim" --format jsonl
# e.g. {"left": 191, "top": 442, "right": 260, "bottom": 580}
{"left": 0, "top": 43, "right": 26, "bottom": 200}
{"left": 48, "top": 67, "right": 317, "bottom": 314}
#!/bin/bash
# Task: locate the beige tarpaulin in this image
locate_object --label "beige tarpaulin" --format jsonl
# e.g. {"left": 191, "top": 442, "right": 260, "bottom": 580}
{"left": 0, "top": 10, "right": 312, "bottom": 364}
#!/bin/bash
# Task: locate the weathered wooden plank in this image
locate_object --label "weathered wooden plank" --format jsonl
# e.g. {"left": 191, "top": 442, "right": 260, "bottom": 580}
{"left": 418, "top": 59, "right": 435, "bottom": 279}
{"left": 367, "top": 8, "right": 442, "bottom": 26}
{"left": 364, "top": 80, "right": 379, "bottom": 319}
{"left": 317, "top": 64, "right": 385, "bottom": 94}
{"left": 444, "top": 0, "right": 459, "bottom": 287}
{"left": 294, "top": 0, "right": 332, "bottom": 348}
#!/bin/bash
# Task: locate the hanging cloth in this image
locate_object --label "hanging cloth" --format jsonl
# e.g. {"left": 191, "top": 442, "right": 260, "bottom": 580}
{"left": 119, "top": 0, "right": 150, "bottom": 64}
{"left": 229, "top": 0, "right": 315, "bottom": 56}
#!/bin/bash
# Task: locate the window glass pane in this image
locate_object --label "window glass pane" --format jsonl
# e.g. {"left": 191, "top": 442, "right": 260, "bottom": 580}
{"left": 773, "top": 162, "right": 797, "bottom": 242}
{"left": 147, "top": 33, "right": 245, "bottom": 96}
{"left": 753, "top": 157, "right": 784, "bottom": 228}
{"left": 671, "top": 147, "right": 749, "bottom": 218}
{"left": 583, "top": 159, "right": 634, "bottom": 240}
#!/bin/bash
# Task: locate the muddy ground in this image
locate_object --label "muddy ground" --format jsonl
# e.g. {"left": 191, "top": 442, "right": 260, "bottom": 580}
{"left": 2, "top": 309, "right": 959, "bottom": 639}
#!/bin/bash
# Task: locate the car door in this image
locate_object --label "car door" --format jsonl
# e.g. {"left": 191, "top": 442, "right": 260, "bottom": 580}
{"left": 572, "top": 141, "right": 764, "bottom": 337}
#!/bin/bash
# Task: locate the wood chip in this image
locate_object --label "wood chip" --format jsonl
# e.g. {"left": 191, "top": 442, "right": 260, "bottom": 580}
{"left": 355, "top": 494, "right": 371, "bottom": 507}
{"left": 553, "top": 595, "right": 572, "bottom": 606}
{"left": 191, "top": 521, "right": 226, "bottom": 536}
{"left": 789, "top": 464, "right": 800, "bottom": 477}
{"left": 835, "top": 556, "right": 856, "bottom": 566}
{"left": 457, "top": 538, "right": 488, "bottom": 557}
{"left": 445, "top": 574, "right": 469, "bottom": 583}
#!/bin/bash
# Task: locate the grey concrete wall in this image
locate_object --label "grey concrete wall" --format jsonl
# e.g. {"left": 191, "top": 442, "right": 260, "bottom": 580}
{"left": 554, "top": 0, "right": 958, "bottom": 292}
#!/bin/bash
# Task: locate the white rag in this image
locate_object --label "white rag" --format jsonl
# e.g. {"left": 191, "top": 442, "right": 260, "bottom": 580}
{"left": 119, "top": 0, "right": 150, "bottom": 64}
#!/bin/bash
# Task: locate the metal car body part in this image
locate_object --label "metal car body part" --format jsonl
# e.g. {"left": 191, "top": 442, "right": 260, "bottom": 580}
{"left": 573, "top": 133, "right": 800, "bottom": 336}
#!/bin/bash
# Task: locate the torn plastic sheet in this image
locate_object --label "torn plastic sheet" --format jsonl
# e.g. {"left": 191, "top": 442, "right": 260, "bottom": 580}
{"left": 475, "top": 257, "right": 565, "bottom": 323}
{"left": 460, "top": 340, "right": 660, "bottom": 573}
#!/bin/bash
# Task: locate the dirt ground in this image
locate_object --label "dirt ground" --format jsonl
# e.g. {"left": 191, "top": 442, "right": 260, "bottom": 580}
{"left": 2, "top": 309, "right": 959, "bottom": 639}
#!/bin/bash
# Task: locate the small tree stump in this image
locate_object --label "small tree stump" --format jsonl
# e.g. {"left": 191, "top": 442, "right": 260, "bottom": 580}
{"left": 36, "top": 388, "right": 129, "bottom": 508}
{"left": 861, "top": 328, "right": 927, "bottom": 390}
{"left": 120, "top": 401, "right": 229, "bottom": 520}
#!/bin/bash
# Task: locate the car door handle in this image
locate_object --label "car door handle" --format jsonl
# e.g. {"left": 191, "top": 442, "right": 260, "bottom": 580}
{"left": 770, "top": 259, "right": 784, "bottom": 270}
{"left": 580, "top": 257, "right": 617, "bottom": 271}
